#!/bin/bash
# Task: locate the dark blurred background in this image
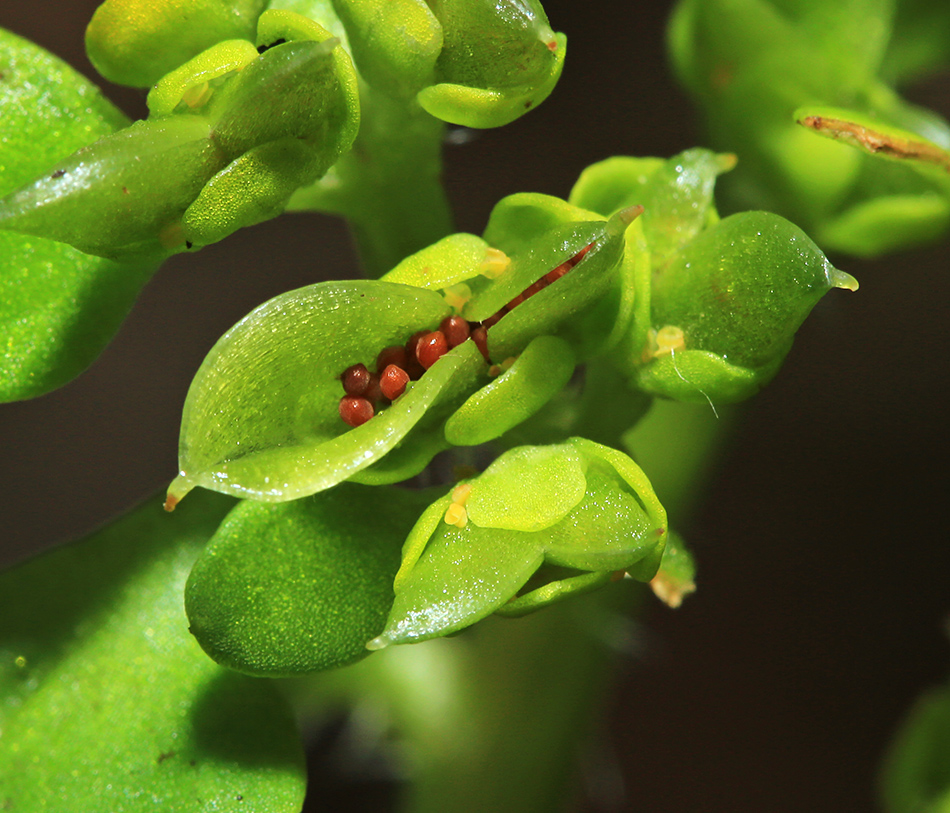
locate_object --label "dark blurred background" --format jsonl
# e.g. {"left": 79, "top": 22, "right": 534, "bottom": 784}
{"left": 2, "top": 2, "right": 949, "bottom": 811}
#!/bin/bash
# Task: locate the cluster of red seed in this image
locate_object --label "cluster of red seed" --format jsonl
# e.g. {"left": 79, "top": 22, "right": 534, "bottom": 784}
{"left": 338, "top": 242, "right": 594, "bottom": 428}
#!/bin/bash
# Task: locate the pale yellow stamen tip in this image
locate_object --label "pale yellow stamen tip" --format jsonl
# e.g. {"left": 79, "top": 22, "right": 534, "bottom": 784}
{"left": 480, "top": 248, "right": 511, "bottom": 279}
{"left": 444, "top": 503, "right": 468, "bottom": 528}
{"left": 652, "top": 325, "right": 686, "bottom": 358}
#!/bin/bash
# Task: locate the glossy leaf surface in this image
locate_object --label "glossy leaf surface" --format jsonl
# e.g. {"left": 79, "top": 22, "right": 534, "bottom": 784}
{"left": 370, "top": 438, "right": 666, "bottom": 647}
{"left": 0, "top": 492, "right": 306, "bottom": 811}
{"left": 169, "top": 280, "right": 459, "bottom": 504}
{"left": 85, "top": 0, "right": 268, "bottom": 87}
{"left": 186, "top": 483, "right": 429, "bottom": 675}
{"left": 0, "top": 28, "right": 159, "bottom": 401}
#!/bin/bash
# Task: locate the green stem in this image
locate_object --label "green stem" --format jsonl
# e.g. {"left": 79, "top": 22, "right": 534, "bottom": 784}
{"left": 288, "top": 81, "right": 453, "bottom": 276}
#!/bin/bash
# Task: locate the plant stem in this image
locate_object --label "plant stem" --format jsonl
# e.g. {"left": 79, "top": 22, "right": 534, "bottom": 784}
{"left": 287, "top": 81, "right": 454, "bottom": 276}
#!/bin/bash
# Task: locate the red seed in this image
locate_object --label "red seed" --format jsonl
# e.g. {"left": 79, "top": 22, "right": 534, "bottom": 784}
{"left": 471, "top": 325, "right": 490, "bottom": 361}
{"left": 364, "top": 373, "right": 383, "bottom": 403}
{"left": 341, "top": 363, "right": 371, "bottom": 395}
{"left": 380, "top": 364, "right": 410, "bottom": 400}
{"left": 416, "top": 331, "right": 448, "bottom": 369}
{"left": 405, "top": 330, "right": 430, "bottom": 361}
{"left": 376, "top": 345, "right": 408, "bottom": 374}
{"left": 440, "top": 316, "right": 470, "bottom": 348}
{"left": 339, "top": 396, "right": 374, "bottom": 427}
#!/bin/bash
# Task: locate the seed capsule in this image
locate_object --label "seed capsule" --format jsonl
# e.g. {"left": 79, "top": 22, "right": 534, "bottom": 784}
{"left": 380, "top": 364, "right": 410, "bottom": 400}
{"left": 339, "top": 395, "right": 374, "bottom": 426}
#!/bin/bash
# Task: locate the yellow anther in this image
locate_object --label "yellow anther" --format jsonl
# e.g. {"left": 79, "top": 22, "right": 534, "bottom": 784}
{"left": 651, "top": 325, "right": 686, "bottom": 358}
{"left": 479, "top": 248, "right": 511, "bottom": 279}
{"left": 444, "top": 502, "right": 468, "bottom": 528}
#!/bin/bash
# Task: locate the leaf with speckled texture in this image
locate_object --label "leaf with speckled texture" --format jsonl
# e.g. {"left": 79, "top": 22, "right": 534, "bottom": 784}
{"left": 186, "top": 483, "right": 431, "bottom": 675}
{"left": 0, "top": 491, "right": 306, "bottom": 812}
{"left": 0, "top": 28, "right": 159, "bottom": 402}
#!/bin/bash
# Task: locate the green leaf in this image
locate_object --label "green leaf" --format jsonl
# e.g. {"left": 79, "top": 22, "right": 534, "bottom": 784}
{"left": 416, "top": 0, "right": 566, "bottom": 127}
{"left": 330, "top": 0, "right": 442, "bottom": 97}
{"left": 186, "top": 483, "right": 429, "bottom": 675}
{"left": 371, "top": 439, "right": 666, "bottom": 647}
{"left": 0, "top": 492, "right": 306, "bottom": 811}
{"left": 466, "top": 443, "right": 588, "bottom": 531}
{"left": 85, "top": 0, "right": 268, "bottom": 87}
{"left": 623, "top": 210, "right": 858, "bottom": 402}
{"left": 0, "top": 28, "right": 160, "bottom": 401}
{"left": 568, "top": 156, "right": 666, "bottom": 216}
{"left": 168, "top": 280, "right": 468, "bottom": 505}
{"left": 444, "top": 334, "right": 576, "bottom": 446}
{"left": 880, "top": 684, "right": 950, "bottom": 813}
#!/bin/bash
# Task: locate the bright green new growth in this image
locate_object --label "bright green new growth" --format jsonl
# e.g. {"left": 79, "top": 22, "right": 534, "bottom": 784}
{"left": 0, "top": 28, "right": 158, "bottom": 402}
{"left": 669, "top": 0, "right": 950, "bottom": 256}
{"left": 369, "top": 438, "right": 667, "bottom": 649}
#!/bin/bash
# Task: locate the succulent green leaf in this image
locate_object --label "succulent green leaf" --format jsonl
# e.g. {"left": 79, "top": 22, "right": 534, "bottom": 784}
{"left": 881, "top": 686, "right": 950, "bottom": 813}
{"left": 85, "top": 0, "right": 268, "bottom": 87}
{"left": 0, "top": 116, "right": 222, "bottom": 259}
{"left": 444, "top": 334, "right": 576, "bottom": 446}
{"left": 416, "top": 0, "right": 565, "bottom": 127}
{"left": 371, "top": 439, "right": 667, "bottom": 647}
{"left": 818, "top": 193, "right": 950, "bottom": 257}
{"left": 146, "top": 39, "right": 261, "bottom": 118}
{"left": 382, "top": 232, "right": 492, "bottom": 290}
{"left": 879, "top": 684, "right": 950, "bottom": 813}
{"left": 0, "top": 28, "right": 160, "bottom": 401}
{"left": 185, "top": 483, "right": 429, "bottom": 675}
{"left": 0, "top": 491, "right": 306, "bottom": 811}
{"left": 568, "top": 156, "right": 666, "bottom": 217}
{"left": 368, "top": 519, "right": 546, "bottom": 648}
{"left": 635, "top": 148, "right": 735, "bottom": 269}
{"left": 168, "top": 280, "right": 466, "bottom": 505}
{"left": 466, "top": 443, "right": 587, "bottom": 531}
{"left": 330, "top": 0, "right": 442, "bottom": 97}
{"left": 1, "top": 37, "right": 359, "bottom": 260}
{"left": 625, "top": 211, "right": 858, "bottom": 402}
{"left": 416, "top": 37, "right": 565, "bottom": 128}
{"left": 428, "top": 0, "right": 558, "bottom": 85}
{"left": 485, "top": 209, "right": 635, "bottom": 360}
{"left": 482, "top": 192, "right": 603, "bottom": 257}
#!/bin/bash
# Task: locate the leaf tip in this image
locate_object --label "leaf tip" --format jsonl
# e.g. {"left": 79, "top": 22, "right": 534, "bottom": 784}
{"left": 830, "top": 267, "right": 859, "bottom": 292}
{"left": 365, "top": 634, "right": 391, "bottom": 652}
{"left": 164, "top": 474, "right": 193, "bottom": 512}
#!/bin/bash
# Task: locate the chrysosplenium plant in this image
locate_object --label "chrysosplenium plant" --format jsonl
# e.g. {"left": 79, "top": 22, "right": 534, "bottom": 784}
{"left": 5, "top": 0, "right": 946, "bottom": 809}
